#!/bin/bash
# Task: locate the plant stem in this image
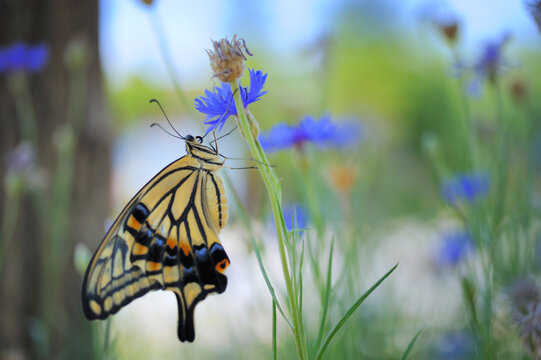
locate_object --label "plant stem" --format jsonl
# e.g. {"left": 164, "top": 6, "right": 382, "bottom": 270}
{"left": 229, "top": 80, "right": 308, "bottom": 360}
{"left": 0, "top": 190, "right": 20, "bottom": 278}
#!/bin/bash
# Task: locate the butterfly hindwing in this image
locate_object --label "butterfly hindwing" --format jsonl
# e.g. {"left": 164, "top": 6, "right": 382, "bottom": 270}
{"left": 82, "top": 151, "right": 229, "bottom": 342}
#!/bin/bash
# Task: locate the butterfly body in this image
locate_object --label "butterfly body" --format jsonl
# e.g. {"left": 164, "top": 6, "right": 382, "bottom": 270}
{"left": 82, "top": 136, "right": 229, "bottom": 342}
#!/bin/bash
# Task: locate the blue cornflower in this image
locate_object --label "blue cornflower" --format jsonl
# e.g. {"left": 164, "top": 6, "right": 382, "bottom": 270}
{"left": 259, "top": 115, "right": 362, "bottom": 153}
{"left": 0, "top": 42, "right": 49, "bottom": 74}
{"left": 441, "top": 171, "right": 490, "bottom": 205}
{"left": 436, "top": 230, "right": 473, "bottom": 266}
{"left": 468, "top": 33, "right": 510, "bottom": 96}
{"left": 194, "top": 69, "right": 267, "bottom": 133}
{"left": 282, "top": 204, "right": 308, "bottom": 232}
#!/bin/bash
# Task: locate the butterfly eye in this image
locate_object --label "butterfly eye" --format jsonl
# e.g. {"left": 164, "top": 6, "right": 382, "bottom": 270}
{"left": 185, "top": 135, "right": 195, "bottom": 142}
{"left": 196, "top": 136, "right": 203, "bottom": 143}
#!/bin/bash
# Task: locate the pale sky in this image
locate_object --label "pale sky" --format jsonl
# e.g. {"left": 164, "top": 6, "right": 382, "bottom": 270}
{"left": 99, "top": 0, "right": 539, "bottom": 87}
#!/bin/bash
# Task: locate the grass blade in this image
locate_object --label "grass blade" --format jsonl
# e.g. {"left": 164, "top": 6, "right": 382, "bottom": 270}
{"left": 315, "top": 263, "right": 399, "bottom": 360}
{"left": 249, "top": 234, "right": 293, "bottom": 329}
{"left": 273, "top": 300, "right": 277, "bottom": 360}
{"left": 314, "top": 238, "right": 335, "bottom": 354}
{"left": 400, "top": 330, "right": 422, "bottom": 360}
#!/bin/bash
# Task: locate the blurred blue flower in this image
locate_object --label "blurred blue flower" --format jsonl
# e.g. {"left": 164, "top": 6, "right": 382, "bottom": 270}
{"left": 468, "top": 33, "right": 511, "bottom": 96}
{"left": 4, "top": 142, "right": 36, "bottom": 174}
{"left": 4, "top": 142, "right": 46, "bottom": 193}
{"left": 436, "top": 230, "right": 473, "bottom": 266}
{"left": 282, "top": 204, "right": 308, "bottom": 232}
{"left": 194, "top": 69, "right": 267, "bottom": 133}
{"left": 259, "top": 115, "right": 362, "bottom": 153}
{"left": 441, "top": 171, "right": 490, "bottom": 205}
{"left": 0, "top": 42, "right": 49, "bottom": 74}
{"left": 433, "top": 331, "right": 475, "bottom": 359}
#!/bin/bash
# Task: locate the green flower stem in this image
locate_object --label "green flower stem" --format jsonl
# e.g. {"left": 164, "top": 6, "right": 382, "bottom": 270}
{"left": 229, "top": 80, "right": 308, "bottom": 360}
{"left": 0, "top": 189, "right": 20, "bottom": 278}
{"left": 9, "top": 74, "right": 38, "bottom": 145}
{"left": 453, "top": 50, "right": 478, "bottom": 170}
{"left": 298, "top": 154, "right": 324, "bottom": 236}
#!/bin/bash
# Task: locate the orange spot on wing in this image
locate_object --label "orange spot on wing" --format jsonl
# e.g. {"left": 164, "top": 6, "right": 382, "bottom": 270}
{"left": 215, "top": 259, "right": 230, "bottom": 274}
{"left": 127, "top": 216, "right": 142, "bottom": 231}
{"left": 132, "top": 243, "right": 148, "bottom": 256}
{"left": 146, "top": 261, "right": 162, "bottom": 272}
{"left": 179, "top": 241, "right": 191, "bottom": 256}
{"left": 166, "top": 237, "right": 177, "bottom": 249}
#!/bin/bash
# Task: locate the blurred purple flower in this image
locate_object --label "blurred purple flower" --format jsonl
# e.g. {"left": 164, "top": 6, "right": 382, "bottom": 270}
{"left": 5, "top": 142, "right": 36, "bottom": 174}
{"left": 194, "top": 69, "right": 267, "bottom": 133}
{"left": 0, "top": 42, "right": 49, "bottom": 74}
{"left": 282, "top": 204, "right": 308, "bottom": 232}
{"left": 259, "top": 115, "right": 362, "bottom": 153}
{"left": 4, "top": 142, "right": 47, "bottom": 192}
{"left": 441, "top": 171, "right": 490, "bottom": 205}
{"left": 509, "top": 278, "right": 541, "bottom": 356}
{"left": 468, "top": 33, "right": 511, "bottom": 96}
{"left": 436, "top": 230, "right": 473, "bottom": 266}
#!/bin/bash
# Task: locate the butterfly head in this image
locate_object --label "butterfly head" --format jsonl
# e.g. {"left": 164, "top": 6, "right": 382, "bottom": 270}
{"left": 184, "top": 134, "right": 203, "bottom": 144}
{"left": 184, "top": 134, "right": 221, "bottom": 165}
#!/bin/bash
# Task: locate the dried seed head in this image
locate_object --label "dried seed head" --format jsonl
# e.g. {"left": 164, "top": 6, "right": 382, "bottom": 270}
{"left": 510, "top": 79, "right": 528, "bottom": 104}
{"left": 141, "top": 0, "right": 155, "bottom": 5}
{"left": 440, "top": 21, "right": 459, "bottom": 45}
{"left": 206, "top": 35, "right": 252, "bottom": 83}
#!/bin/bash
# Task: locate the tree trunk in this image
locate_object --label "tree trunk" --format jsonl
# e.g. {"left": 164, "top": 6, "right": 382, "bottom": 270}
{"left": 0, "top": 1, "right": 110, "bottom": 359}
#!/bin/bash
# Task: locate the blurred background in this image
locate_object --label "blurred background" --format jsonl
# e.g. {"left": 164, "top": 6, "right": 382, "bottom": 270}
{"left": 1, "top": 0, "right": 541, "bottom": 359}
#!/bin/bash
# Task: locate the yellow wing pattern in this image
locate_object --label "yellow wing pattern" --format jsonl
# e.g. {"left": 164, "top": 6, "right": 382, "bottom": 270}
{"left": 82, "top": 145, "right": 229, "bottom": 342}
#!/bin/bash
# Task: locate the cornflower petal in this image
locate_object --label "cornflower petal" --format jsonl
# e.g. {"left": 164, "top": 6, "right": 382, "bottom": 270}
{"left": 6, "top": 42, "right": 26, "bottom": 72}
{"left": 259, "top": 115, "right": 362, "bottom": 153}
{"left": 195, "top": 68, "right": 268, "bottom": 133}
{"left": 245, "top": 69, "right": 268, "bottom": 104}
{"left": 441, "top": 171, "right": 490, "bottom": 205}
{"left": 26, "top": 44, "right": 49, "bottom": 72}
{"left": 282, "top": 204, "right": 308, "bottom": 232}
{"left": 259, "top": 123, "right": 296, "bottom": 152}
{"left": 470, "top": 32, "right": 511, "bottom": 90}
{"left": 436, "top": 230, "right": 473, "bottom": 266}
{"left": 0, "top": 42, "right": 49, "bottom": 74}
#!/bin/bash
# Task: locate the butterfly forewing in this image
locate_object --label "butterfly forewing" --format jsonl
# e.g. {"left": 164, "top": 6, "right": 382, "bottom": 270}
{"left": 82, "top": 142, "right": 230, "bottom": 342}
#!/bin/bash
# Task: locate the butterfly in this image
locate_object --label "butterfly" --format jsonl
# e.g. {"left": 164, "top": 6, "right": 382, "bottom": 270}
{"left": 82, "top": 131, "right": 229, "bottom": 342}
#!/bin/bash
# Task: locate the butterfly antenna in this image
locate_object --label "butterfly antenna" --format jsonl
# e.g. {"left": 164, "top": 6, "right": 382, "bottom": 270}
{"left": 223, "top": 165, "right": 260, "bottom": 171}
{"left": 201, "top": 88, "right": 239, "bottom": 140}
{"left": 213, "top": 130, "right": 219, "bottom": 155}
{"left": 150, "top": 123, "right": 183, "bottom": 139}
{"left": 219, "top": 153, "right": 274, "bottom": 167}
{"left": 210, "top": 126, "right": 238, "bottom": 147}
{"left": 149, "top": 99, "right": 185, "bottom": 139}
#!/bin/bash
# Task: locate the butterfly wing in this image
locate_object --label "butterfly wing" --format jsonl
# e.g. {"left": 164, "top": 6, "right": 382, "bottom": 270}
{"left": 82, "top": 155, "right": 229, "bottom": 342}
